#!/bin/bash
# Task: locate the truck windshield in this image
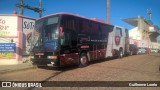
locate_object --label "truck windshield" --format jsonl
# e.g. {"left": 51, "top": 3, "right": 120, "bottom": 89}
{"left": 33, "top": 16, "right": 59, "bottom": 51}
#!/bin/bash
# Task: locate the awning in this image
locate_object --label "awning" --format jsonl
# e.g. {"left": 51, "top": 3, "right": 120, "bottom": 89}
{"left": 122, "top": 17, "right": 138, "bottom": 27}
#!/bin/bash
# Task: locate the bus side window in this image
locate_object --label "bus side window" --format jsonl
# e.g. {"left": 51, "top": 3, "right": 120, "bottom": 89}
{"left": 115, "top": 27, "right": 122, "bottom": 36}
{"left": 61, "top": 15, "right": 77, "bottom": 31}
{"left": 61, "top": 32, "right": 71, "bottom": 46}
{"left": 60, "top": 15, "right": 76, "bottom": 46}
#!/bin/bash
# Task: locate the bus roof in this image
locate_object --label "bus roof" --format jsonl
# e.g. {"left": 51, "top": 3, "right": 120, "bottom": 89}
{"left": 38, "top": 12, "right": 113, "bottom": 26}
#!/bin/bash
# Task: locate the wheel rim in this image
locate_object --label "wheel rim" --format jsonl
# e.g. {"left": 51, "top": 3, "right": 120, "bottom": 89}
{"left": 120, "top": 51, "right": 123, "bottom": 57}
{"left": 119, "top": 50, "right": 123, "bottom": 57}
{"left": 80, "top": 56, "right": 87, "bottom": 65}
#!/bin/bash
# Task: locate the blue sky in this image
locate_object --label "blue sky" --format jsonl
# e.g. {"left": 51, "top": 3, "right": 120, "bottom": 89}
{"left": 0, "top": 0, "right": 160, "bottom": 30}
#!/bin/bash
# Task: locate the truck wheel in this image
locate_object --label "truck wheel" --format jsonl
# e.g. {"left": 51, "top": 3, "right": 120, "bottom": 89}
{"left": 79, "top": 53, "right": 88, "bottom": 67}
{"left": 119, "top": 49, "right": 123, "bottom": 58}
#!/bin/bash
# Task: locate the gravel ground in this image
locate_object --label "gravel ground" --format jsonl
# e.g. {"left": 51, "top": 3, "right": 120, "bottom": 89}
{"left": 0, "top": 53, "right": 160, "bottom": 90}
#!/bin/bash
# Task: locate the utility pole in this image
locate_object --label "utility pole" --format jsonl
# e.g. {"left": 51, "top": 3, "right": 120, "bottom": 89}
{"left": 39, "top": 0, "right": 42, "bottom": 17}
{"left": 147, "top": 8, "right": 152, "bottom": 20}
{"left": 19, "top": 0, "right": 24, "bottom": 15}
{"left": 106, "top": 0, "right": 110, "bottom": 23}
{"left": 16, "top": 0, "right": 45, "bottom": 17}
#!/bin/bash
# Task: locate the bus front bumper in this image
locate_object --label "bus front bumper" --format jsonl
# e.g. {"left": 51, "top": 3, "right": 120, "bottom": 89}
{"left": 31, "top": 58, "right": 58, "bottom": 67}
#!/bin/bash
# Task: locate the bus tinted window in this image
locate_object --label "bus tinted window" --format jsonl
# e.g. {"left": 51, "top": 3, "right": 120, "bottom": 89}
{"left": 47, "top": 17, "right": 59, "bottom": 25}
{"left": 90, "top": 22, "right": 99, "bottom": 34}
{"left": 34, "top": 16, "right": 59, "bottom": 51}
{"left": 61, "top": 15, "right": 76, "bottom": 30}
{"left": 82, "top": 20, "right": 90, "bottom": 33}
{"left": 115, "top": 27, "right": 122, "bottom": 36}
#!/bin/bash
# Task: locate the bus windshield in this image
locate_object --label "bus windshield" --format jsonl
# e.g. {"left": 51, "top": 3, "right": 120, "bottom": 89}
{"left": 33, "top": 16, "right": 59, "bottom": 51}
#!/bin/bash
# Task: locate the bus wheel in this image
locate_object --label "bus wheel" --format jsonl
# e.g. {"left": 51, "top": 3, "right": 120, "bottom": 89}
{"left": 79, "top": 53, "right": 88, "bottom": 67}
{"left": 119, "top": 49, "right": 123, "bottom": 58}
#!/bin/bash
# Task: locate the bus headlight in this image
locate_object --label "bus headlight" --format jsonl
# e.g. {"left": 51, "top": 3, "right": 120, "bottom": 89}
{"left": 47, "top": 56, "right": 57, "bottom": 59}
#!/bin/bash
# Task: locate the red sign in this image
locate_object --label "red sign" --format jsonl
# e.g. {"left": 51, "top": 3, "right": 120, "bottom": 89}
{"left": 115, "top": 36, "right": 120, "bottom": 45}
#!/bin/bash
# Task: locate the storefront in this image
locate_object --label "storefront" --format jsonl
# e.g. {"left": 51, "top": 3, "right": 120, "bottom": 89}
{"left": 0, "top": 13, "right": 35, "bottom": 65}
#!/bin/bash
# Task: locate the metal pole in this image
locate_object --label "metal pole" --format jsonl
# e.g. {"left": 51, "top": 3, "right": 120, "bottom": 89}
{"left": 106, "top": 0, "right": 110, "bottom": 23}
{"left": 20, "top": 0, "right": 24, "bottom": 15}
{"left": 16, "top": 0, "right": 44, "bottom": 17}
{"left": 39, "top": 0, "right": 42, "bottom": 17}
{"left": 147, "top": 8, "right": 152, "bottom": 20}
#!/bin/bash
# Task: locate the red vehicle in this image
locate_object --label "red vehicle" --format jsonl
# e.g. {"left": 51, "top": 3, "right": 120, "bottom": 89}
{"left": 31, "top": 12, "right": 129, "bottom": 67}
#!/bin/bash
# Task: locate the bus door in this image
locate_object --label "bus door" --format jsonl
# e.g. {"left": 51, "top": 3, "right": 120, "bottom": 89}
{"left": 60, "top": 30, "right": 78, "bottom": 66}
{"left": 60, "top": 15, "right": 79, "bottom": 66}
{"left": 101, "top": 44, "right": 106, "bottom": 58}
{"left": 93, "top": 44, "right": 97, "bottom": 60}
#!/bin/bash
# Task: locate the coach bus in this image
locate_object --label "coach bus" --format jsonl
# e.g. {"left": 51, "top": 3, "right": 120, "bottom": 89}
{"left": 106, "top": 25, "right": 129, "bottom": 58}
{"left": 31, "top": 12, "right": 129, "bottom": 67}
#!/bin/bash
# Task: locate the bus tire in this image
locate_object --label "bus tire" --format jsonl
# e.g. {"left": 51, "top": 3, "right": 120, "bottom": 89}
{"left": 118, "top": 49, "right": 123, "bottom": 58}
{"left": 79, "top": 53, "right": 88, "bottom": 67}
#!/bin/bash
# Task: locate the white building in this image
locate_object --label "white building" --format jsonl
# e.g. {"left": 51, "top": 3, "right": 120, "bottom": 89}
{"left": 123, "top": 16, "right": 160, "bottom": 49}
{"left": 0, "top": 12, "right": 35, "bottom": 65}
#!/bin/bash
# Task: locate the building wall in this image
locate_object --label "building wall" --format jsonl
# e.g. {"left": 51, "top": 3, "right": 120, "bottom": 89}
{"left": 22, "top": 18, "right": 35, "bottom": 55}
{"left": 129, "top": 17, "right": 151, "bottom": 48}
{"left": 129, "top": 27, "right": 141, "bottom": 40}
{"left": 138, "top": 17, "right": 151, "bottom": 48}
{"left": 0, "top": 15, "right": 19, "bottom": 65}
{"left": 0, "top": 14, "right": 35, "bottom": 65}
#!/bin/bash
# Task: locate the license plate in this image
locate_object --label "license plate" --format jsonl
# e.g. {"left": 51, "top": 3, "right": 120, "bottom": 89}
{"left": 35, "top": 53, "right": 44, "bottom": 55}
{"left": 47, "top": 64, "right": 54, "bottom": 67}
